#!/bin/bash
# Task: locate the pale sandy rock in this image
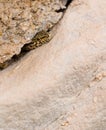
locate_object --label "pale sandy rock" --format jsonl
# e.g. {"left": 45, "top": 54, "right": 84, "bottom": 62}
{"left": 0, "top": 0, "right": 106, "bottom": 130}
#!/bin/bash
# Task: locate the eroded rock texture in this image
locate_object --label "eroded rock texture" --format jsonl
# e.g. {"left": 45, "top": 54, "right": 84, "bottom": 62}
{"left": 0, "top": 0, "right": 106, "bottom": 130}
{"left": 0, "top": 0, "right": 67, "bottom": 63}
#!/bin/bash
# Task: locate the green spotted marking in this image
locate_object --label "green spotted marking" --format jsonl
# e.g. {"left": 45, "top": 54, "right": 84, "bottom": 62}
{"left": 23, "top": 30, "right": 50, "bottom": 51}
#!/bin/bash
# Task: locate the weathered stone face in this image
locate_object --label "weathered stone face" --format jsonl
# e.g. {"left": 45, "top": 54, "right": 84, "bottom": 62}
{"left": 0, "top": 0, "right": 67, "bottom": 63}
{"left": 0, "top": 0, "right": 106, "bottom": 130}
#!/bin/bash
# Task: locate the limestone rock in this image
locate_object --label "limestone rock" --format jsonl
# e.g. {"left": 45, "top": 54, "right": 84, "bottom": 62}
{"left": 0, "top": 0, "right": 67, "bottom": 63}
{"left": 0, "top": 0, "right": 105, "bottom": 130}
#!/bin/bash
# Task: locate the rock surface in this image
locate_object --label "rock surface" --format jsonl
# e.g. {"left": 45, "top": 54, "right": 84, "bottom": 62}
{"left": 0, "top": 0, "right": 106, "bottom": 130}
{"left": 0, "top": 0, "right": 67, "bottom": 63}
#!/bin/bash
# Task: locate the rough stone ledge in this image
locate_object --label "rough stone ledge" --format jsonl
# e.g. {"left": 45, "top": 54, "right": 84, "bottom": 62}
{"left": 0, "top": 0, "right": 105, "bottom": 130}
{"left": 0, "top": 0, "right": 68, "bottom": 63}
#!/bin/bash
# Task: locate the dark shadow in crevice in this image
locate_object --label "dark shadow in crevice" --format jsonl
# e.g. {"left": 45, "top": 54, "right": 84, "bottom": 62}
{"left": 0, "top": 0, "right": 74, "bottom": 71}
{"left": 55, "top": 0, "right": 73, "bottom": 13}
{"left": 66, "top": 0, "right": 73, "bottom": 7}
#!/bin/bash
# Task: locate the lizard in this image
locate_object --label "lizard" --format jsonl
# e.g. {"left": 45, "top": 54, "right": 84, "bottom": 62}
{"left": 0, "top": 30, "right": 51, "bottom": 70}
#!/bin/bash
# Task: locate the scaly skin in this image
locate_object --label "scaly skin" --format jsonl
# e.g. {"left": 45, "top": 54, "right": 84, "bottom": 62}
{"left": 0, "top": 30, "right": 51, "bottom": 70}
{"left": 22, "top": 30, "right": 50, "bottom": 51}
